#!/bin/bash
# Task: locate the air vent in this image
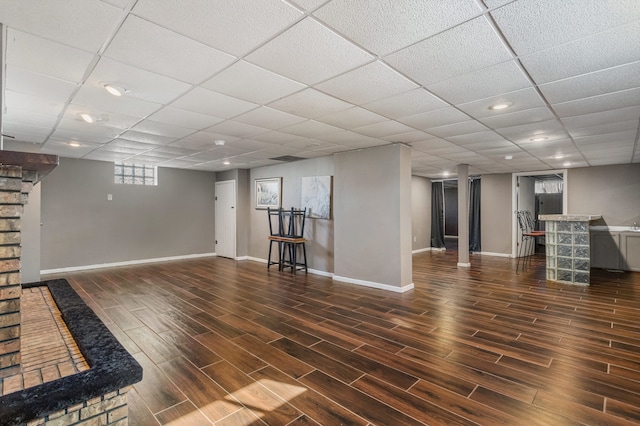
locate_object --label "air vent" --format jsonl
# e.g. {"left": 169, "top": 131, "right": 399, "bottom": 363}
{"left": 270, "top": 155, "right": 305, "bottom": 162}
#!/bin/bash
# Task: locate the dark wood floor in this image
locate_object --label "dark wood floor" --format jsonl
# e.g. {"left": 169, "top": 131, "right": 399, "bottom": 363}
{"left": 48, "top": 250, "right": 640, "bottom": 425}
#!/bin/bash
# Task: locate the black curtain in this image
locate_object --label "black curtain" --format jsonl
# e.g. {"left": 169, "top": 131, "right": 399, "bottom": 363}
{"left": 431, "top": 181, "right": 445, "bottom": 248}
{"left": 469, "top": 178, "right": 481, "bottom": 252}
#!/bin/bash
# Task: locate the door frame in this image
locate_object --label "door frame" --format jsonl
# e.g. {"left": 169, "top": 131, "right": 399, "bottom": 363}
{"left": 511, "top": 169, "right": 567, "bottom": 257}
{"left": 215, "top": 179, "right": 237, "bottom": 259}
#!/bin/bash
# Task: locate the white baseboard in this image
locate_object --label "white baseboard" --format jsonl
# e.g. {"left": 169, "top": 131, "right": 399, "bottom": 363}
{"left": 247, "top": 256, "right": 267, "bottom": 264}
{"left": 412, "top": 247, "right": 431, "bottom": 254}
{"left": 235, "top": 256, "right": 249, "bottom": 261}
{"left": 41, "top": 252, "right": 217, "bottom": 275}
{"left": 457, "top": 262, "right": 471, "bottom": 268}
{"left": 332, "top": 275, "right": 414, "bottom": 293}
{"left": 479, "top": 251, "right": 512, "bottom": 258}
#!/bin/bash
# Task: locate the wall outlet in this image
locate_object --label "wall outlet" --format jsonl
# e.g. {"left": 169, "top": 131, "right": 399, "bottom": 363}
{"left": 413, "top": 236, "right": 417, "bottom": 242}
{"left": 107, "top": 194, "right": 113, "bottom": 201}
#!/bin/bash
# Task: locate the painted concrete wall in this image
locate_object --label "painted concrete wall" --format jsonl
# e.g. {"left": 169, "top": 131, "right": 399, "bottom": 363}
{"left": 567, "top": 163, "right": 640, "bottom": 226}
{"left": 334, "top": 144, "right": 413, "bottom": 290}
{"left": 248, "top": 156, "right": 335, "bottom": 273}
{"left": 480, "top": 173, "right": 512, "bottom": 255}
{"left": 411, "top": 176, "right": 431, "bottom": 252}
{"left": 41, "top": 158, "right": 216, "bottom": 270}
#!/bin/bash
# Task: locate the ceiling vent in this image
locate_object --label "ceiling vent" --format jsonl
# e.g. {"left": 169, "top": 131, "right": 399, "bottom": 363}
{"left": 270, "top": 155, "right": 306, "bottom": 162}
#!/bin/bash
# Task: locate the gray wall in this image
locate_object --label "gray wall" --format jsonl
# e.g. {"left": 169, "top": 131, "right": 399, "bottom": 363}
{"left": 480, "top": 173, "right": 512, "bottom": 255}
{"left": 334, "top": 144, "right": 413, "bottom": 289}
{"left": 248, "top": 156, "right": 334, "bottom": 272}
{"left": 41, "top": 158, "right": 216, "bottom": 270}
{"left": 567, "top": 163, "right": 640, "bottom": 226}
{"left": 411, "top": 176, "right": 431, "bottom": 251}
{"left": 22, "top": 183, "right": 41, "bottom": 282}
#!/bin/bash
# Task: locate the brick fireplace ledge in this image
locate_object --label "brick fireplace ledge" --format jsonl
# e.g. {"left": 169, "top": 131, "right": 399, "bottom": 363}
{"left": 0, "top": 279, "right": 143, "bottom": 425}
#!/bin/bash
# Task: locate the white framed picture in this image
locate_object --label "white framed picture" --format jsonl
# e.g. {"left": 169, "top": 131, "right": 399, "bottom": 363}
{"left": 301, "top": 176, "right": 332, "bottom": 219}
{"left": 255, "top": 177, "right": 282, "bottom": 209}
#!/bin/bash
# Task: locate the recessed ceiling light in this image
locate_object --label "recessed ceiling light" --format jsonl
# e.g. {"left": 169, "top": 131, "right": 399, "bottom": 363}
{"left": 214, "top": 140, "right": 225, "bottom": 146}
{"left": 68, "top": 141, "right": 81, "bottom": 147}
{"left": 80, "top": 113, "right": 95, "bottom": 123}
{"left": 103, "top": 83, "right": 127, "bottom": 97}
{"left": 504, "top": 155, "right": 513, "bottom": 160}
{"left": 563, "top": 161, "right": 571, "bottom": 167}
{"left": 553, "top": 154, "right": 564, "bottom": 159}
{"left": 443, "top": 171, "right": 450, "bottom": 177}
{"left": 530, "top": 136, "right": 548, "bottom": 142}
{"left": 489, "top": 102, "right": 512, "bottom": 110}
{"left": 223, "top": 160, "right": 230, "bottom": 165}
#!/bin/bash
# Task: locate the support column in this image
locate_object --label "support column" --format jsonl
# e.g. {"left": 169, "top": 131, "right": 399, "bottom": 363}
{"left": 0, "top": 165, "right": 24, "bottom": 376}
{"left": 457, "top": 164, "right": 470, "bottom": 267}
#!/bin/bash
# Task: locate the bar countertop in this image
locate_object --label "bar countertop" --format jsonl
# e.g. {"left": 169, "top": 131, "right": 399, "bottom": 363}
{"left": 539, "top": 214, "right": 602, "bottom": 221}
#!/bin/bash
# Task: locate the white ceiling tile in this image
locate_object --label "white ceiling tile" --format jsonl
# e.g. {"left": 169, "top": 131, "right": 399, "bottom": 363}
{"left": 574, "top": 130, "right": 636, "bottom": 146}
{"left": 381, "top": 130, "right": 438, "bottom": 144}
{"left": 521, "top": 20, "right": 640, "bottom": 85}
{"left": 205, "top": 121, "right": 271, "bottom": 139}
{"left": 363, "top": 89, "right": 448, "bottom": 120}
{"left": 130, "top": 120, "right": 195, "bottom": 139}
{"left": 315, "top": 61, "right": 418, "bottom": 104}
{"left": 63, "top": 103, "right": 140, "bottom": 130}
{"left": 133, "top": 0, "right": 303, "bottom": 56}
{"left": 171, "top": 87, "right": 258, "bottom": 118}
{"left": 399, "top": 107, "right": 471, "bottom": 130}
{"left": 251, "top": 131, "right": 306, "bottom": 145}
{"left": 246, "top": 17, "right": 374, "bottom": 85}
{"left": 488, "top": 0, "right": 640, "bottom": 56}
{"left": 496, "top": 119, "right": 565, "bottom": 142}
{"left": 6, "top": 66, "right": 77, "bottom": 103}
{"left": 118, "top": 130, "right": 176, "bottom": 145}
{"left": 72, "top": 85, "right": 161, "bottom": 118}
{"left": 50, "top": 120, "right": 122, "bottom": 144}
{"left": 315, "top": 0, "right": 481, "bottom": 56}
{"left": 539, "top": 60, "right": 640, "bottom": 105}
{"left": 562, "top": 106, "right": 640, "bottom": 130}
{"left": 83, "top": 150, "right": 132, "bottom": 162}
{"left": 319, "top": 131, "right": 387, "bottom": 149}
{"left": 5, "top": 90, "right": 65, "bottom": 117}
{"left": 2, "top": 108, "right": 59, "bottom": 130}
{"left": 316, "top": 107, "right": 388, "bottom": 130}
{"left": 410, "top": 138, "right": 459, "bottom": 153}
{"left": 40, "top": 138, "right": 101, "bottom": 157}
{"left": 147, "top": 106, "right": 224, "bottom": 130}
{"left": 278, "top": 120, "right": 343, "bottom": 138}
{"left": 104, "top": 15, "right": 235, "bottom": 84}
{"left": 100, "top": 0, "right": 131, "bottom": 9}
{"left": 426, "top": 121, "right": 489, "bottom": 139}
{"left": 0, "top": 0, "right": 124, "bottom": 51}
{"left": 427, "top": 60, "right": 531, "bottom": 105}
{"left": 157, "top": 158, "right": 204, "bottom": 168}
{"left": 150, "top": 146, "right": 199, "bottom": 156}
{"left": 384, "top": 16, "right": 512, "bottom": 86}
{"left": 201, "top": 61, "right": 306, "bottom": 105}
{"left": 169, "top": 136, "right": 226, "bottom": 151}
{"left": 224, "top": 139, "right": 276, "bottom": 152}
{"left": 123, "top": 155, "right": 165, "bottom": 165}
{"left": 569, "top": 120, "right": 639, "bottom": 139}
{"left": 86, "top": 58, "right": 192, "bottom": 104}
{"left": 446, "top": 131, "right": 512, "bottom": 147}
{"left": 2, "top": 121, "right": 51, "bottom": 138}
{"left": 480, "top": 107, "right": 556, "bottom": 130}
{"left": 352, "top": 121, "right": 416, "bottom": 138}
{"left": 232, "top": 107, "right": 307, "bottom": 130}
{"left": 5, "top": 29, "right": 96, "bottom": 83}
{"left": 289, "top": 0, "right": 326, "bottom": 12}
{"left": 552, "top": 88, "right": 640, "bottom": 118}
{"left": 456, "top": 87, "right": 546, "bottom": 119}
{"left": 268, "top": 88, "right": 353, "bottom": 118}
{"left": 107, "top": 138, "right": 158, "bottom": 151}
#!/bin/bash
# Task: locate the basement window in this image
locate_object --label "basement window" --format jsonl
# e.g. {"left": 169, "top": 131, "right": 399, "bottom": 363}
{"left": 114, "top": 163, "right": 157, "bottom": 186}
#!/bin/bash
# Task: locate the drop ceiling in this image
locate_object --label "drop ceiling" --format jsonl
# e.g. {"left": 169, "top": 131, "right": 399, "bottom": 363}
{"left": 1, "top": 0, "right": 639, "bottom": 178}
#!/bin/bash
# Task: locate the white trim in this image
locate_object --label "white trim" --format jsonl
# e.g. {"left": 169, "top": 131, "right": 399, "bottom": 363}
{"left": 332, "top": 275, "right": 414, "bottom": 293}
{"left": 478, "top": 251, "right": 512, "bottom": 258}
{"left": 457, "top": 262, "right": 471, "bottom": 268}
{"left": 235, "top": 256, "right": 249, "bottom": 261}
{"left": 247, "top": 256, "right": 267, "bottom": 264}
{"left": 412, "top": 247, "right": 431, "bottom": 254}
{"left": 41, "top": 252, "right": 217, "bottom": 275}
{"left": 246, "top": 257, "right": 334, "bottom": 277}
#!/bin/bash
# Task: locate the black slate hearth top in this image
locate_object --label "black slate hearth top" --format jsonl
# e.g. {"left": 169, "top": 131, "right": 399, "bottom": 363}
{"left": 0, "top": 279, "right": 143, "bottom": 425}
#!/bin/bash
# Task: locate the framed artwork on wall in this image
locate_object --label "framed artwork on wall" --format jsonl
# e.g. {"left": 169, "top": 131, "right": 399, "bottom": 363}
{"left": 255, "top": 177, "right": 282, "bottom": 209}
{"left": 301, "top": 175, "right": 332, "bottom": 219}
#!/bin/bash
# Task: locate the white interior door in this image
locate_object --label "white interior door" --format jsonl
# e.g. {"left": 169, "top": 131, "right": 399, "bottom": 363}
{"left": 215, "top": 180, "right": 236, "bottom": 259}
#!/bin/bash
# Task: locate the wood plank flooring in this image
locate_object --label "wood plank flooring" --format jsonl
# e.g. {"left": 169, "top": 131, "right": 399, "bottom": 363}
{"left": 47, "top": 250, "right": 640, "bottom": 425}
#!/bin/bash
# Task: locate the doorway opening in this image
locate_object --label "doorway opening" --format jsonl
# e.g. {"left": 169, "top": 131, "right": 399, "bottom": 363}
{"left": 512, "top": 171, "right": 566, "bottom": 258}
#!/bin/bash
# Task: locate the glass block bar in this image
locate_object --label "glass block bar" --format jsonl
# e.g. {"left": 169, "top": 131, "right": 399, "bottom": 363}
{"left": 540, "top": 214, "right": 601, "bottom": 285}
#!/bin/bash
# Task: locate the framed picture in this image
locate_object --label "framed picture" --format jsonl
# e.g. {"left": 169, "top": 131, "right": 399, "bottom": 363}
{"left": 301, "top": 176, "right": 332, "bottom": 219}
{"left": 255, "top": 177, "right": 282, "bottom": 209}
